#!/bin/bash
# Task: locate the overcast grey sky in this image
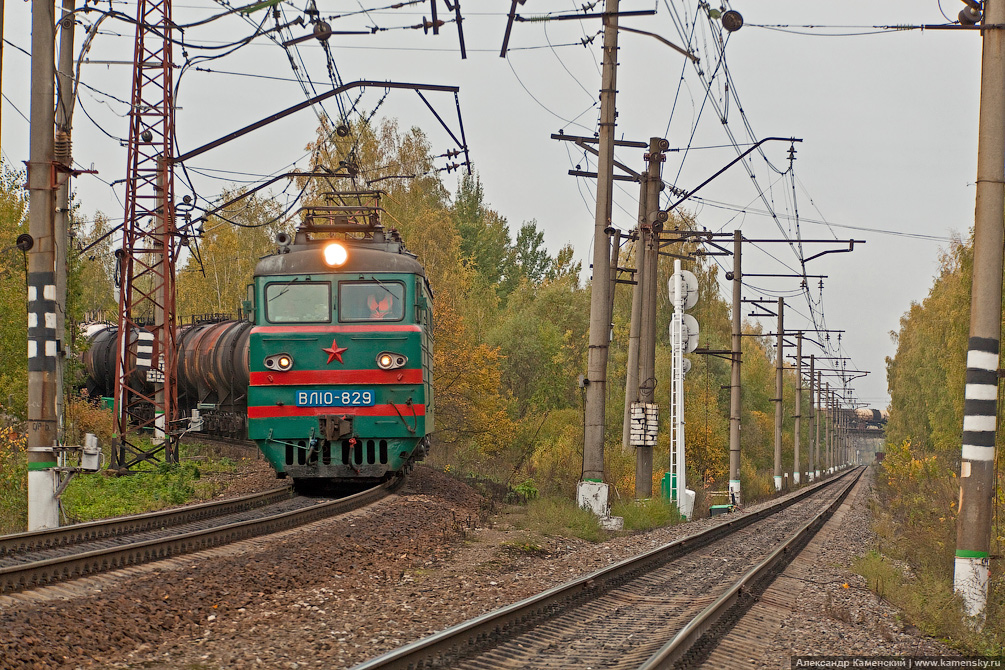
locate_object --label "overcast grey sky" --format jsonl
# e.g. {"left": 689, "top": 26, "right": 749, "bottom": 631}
{"left": 0, "top": 0, "right": 981, "bottom": 408}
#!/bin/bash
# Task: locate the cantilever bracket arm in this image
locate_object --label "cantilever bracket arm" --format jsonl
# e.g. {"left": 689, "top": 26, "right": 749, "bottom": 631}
{"left": 618, "top": 26, "right": 698, "bottom": 63}
{"left": 174, "top": 81, "right": 461, "bottom": 164}
{"left": 190, "top": 171, "right": 353, "bottom": 227}
{"left": 502, "top": 8, "right": 657, "bottom": 57}
{"left": 663, "top": 137, "right": 802, "bottom": 212}
{"left": 802, "top": 240, "right": 856, "bottom": 263}
{"left": 574, "top": 139, "right": 641, "bottom": 180}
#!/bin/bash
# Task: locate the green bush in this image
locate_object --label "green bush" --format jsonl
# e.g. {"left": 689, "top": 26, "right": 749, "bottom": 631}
{"left": 740, "top": 456, "right": 775, "bottom": 504}
{"left": 612, "top": 496, "right": 682, "bottom": 532}
{"left": 862, "top": 444, "right": 1005, "bottom": 654}
{"left": 853, "top": 549, "right": 1004, "bottom": 653}
{"left": 61, "top": 461, "right": 205, "bottom": 521}
{"left": 517, "top": 496, "right": 604, "bottom": 542}
{"left": 513, "top": 478, "right": 539, "bottom": 501}
{"left": 0, "top": 426, "right": 27, "bottom": 534}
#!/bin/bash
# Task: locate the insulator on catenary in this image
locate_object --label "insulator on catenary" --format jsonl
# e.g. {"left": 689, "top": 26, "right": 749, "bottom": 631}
{"left": 55, "top": 131, "right": 72, "bottom": 166}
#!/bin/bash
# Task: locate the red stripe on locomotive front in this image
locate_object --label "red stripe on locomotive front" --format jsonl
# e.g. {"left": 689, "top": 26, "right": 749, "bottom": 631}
{"left": 251, "top": 325, "right": 422, "bottom": 334}
{"left": 247, "top": 404, "right": 427, "bottom": 419}
{"left": 250, "top": 369, "right": 423, "bottom": 385}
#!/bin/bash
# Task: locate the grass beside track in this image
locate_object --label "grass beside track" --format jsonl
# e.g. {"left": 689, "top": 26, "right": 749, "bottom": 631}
{"left": 0, "top": 436, "right": 246, "bottom": 534}
{"left": 857, "top": 454, "right": 1005, "bottom": 655}
{"left": 60, "top": 449, "right": 243, "bottom": 523}
{"left": 507, "top": 493, "right": 686, "bottom": 546}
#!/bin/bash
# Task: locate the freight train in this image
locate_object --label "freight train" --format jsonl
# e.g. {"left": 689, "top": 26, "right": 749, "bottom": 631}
{"left": 850, "top": 407, "right": 888, "bottom": 431}
{"left": 85, "top": 202, "right": 434, "bottom": 486}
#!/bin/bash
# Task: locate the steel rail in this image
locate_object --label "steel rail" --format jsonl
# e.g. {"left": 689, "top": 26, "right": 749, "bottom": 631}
{"left": 0, "top": 479, "right": 399, "bottom": 594}
{"left": 351, "top": 467, "right": 862, "bottom": 670}
{"left": 0, "top": 486, "right": 293, "bottom": 557}
{"left": 639, "top": 466, "right": 864, "bottom": 669}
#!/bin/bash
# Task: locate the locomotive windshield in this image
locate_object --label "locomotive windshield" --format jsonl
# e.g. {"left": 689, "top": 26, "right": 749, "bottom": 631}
{"left": 339, "top": 281, "right": 405, "bottom": 322}
{"left": 264, "top": 281, "right": 331, "bottom": 323}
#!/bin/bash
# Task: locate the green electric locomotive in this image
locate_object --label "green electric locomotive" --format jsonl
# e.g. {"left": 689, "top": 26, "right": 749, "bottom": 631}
{"left": 246, "top": 203, "right": 434, "bottom": 484}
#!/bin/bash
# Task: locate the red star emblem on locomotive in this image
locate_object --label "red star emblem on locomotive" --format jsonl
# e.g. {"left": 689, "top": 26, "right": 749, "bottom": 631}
{"left": 322, "top": 338, "right": 348, "bottom": 365}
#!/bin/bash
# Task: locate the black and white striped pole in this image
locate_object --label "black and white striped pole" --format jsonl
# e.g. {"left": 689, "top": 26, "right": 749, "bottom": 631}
{"left": 26, "top": 0, "right": 60, "bottom": 530}
{"left": 955, "top": 0, "right": 1004, "bottom": 622}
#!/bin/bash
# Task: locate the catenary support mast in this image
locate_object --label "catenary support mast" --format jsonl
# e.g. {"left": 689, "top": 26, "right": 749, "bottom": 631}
{"left": 581, "top": 0, "right": 620, "bottom": 485}
{"left": 26, "top": 0, "right": 59, "bottom": 530}
{"left": 954, "top": 0, "right": 1005, "bottom": 616}
{"left": 728, "top": 231, "right": 742, "bottom": 505}
{"left": 815, "top": 370, "right": 822, "bottom": 479}
{"left": 794, "top": 331, "right": 802, "bottom": 485}
{"left": 634, "top": 138, "right": 666, "bottom": 498}
{"left": 773, "top": 297, "right": 784, "bottom": 491}
{"left": 113, "top": 0, "right": 178, "bottom": 468}
{"left": 55, "top": 0, "right": 76, "bottom": 440}
{"left": 623, "top": 160, "right": 648, "bottom": 455}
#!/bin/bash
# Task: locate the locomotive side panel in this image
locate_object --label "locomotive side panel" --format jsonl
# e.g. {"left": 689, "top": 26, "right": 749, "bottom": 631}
{"left": 419, "top": 280, "right": 434, "bottom": 434}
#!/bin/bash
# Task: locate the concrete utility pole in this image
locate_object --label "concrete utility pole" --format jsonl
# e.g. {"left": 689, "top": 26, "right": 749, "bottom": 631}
{"left": 815, "top": 370, "right": 822, "bottom": 479}
{"left": 828, "top": 385, "right": 836, "bottom": 474}
{"left": 639, "top": 188, "right": 660, "bottom": 417}
{"left": 608, "top": 228, "right": 621, "bottom": 342}
{"left": 839, "top": 394, "right": 844, "bottom": 468}
{"left": 55, "top": 0, "right": 76, "bottom": 440}
{"left": 807, "top": 354, "right": 815, "bottom": 481}
{"left": 834, "top": 394, "right": 841, "bottom": 470}
{"left": 622, "top": 172, "right": 648, "bottom": 454}
{"left": 841, "top": 399, "right": 847, "bottom": 467}
{"left": 579, "top": 0, "right": 620, "bottom": 521}
{"left": 794, "top": 331, "right": 802, "bottom": 486}
{"left": 838, "top": 380, "right": 845, "bottom": 469}
{"left": 840, "top": 401, "right": 847, "bottom": 467}
{"left": 634, "top": 138, "right": 665, "bottom": 498}
{"left": 728, "top": 230, "right": 742, "bottom": 505}
{"left": 822, "top": 383, "right": 829, "bottom": 475}
{"left": 825, "top": 386, "right": 833, "bottom": 474}
{"left": 26, "top": 0, "right": 60, "bottom": 530}
{"left": 773, "top": 297, "right": 784, "bottom": 491}
{"left": 153, "top": 157, "right": 169, "bottom": 447}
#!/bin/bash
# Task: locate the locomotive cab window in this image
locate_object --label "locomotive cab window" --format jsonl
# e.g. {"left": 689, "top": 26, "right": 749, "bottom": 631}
{"left": 339, "top": 281, "right": 405, "bottom": 322}
{"left": 264, "top": 281, "right": 332, "bottom": 323}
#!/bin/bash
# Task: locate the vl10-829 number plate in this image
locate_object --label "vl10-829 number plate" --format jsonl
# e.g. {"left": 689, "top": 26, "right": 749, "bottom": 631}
{"left": 296, "top": 389, "right": 375, "bottom": 407}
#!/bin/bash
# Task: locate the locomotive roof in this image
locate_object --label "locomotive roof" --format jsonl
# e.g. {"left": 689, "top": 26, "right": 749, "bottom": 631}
{"left": 254, "top": 237, "right": 426, "bottom": 278}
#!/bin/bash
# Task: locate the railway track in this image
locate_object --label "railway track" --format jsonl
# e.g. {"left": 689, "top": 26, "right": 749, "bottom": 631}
{"left": 0, "top": 477, "right": 402, "bottom": 594}
{"left": 353, "top": 466, "right": 864, "bottom": 670}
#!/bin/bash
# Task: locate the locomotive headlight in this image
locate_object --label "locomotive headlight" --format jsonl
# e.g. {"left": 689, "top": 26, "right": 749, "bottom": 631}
{"left": 376, "top": 351, "right": 407, "bottom": 370}
{"left": 323, "top": 242, "right": 348, "bottom": 267}
{"left": 265, "top": 353, "right": 294, "bottom": 371}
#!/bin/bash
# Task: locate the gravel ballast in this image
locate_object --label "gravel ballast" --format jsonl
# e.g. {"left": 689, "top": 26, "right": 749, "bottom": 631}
{"left": 0, "top": 465, "right": 950, "bottom": 669}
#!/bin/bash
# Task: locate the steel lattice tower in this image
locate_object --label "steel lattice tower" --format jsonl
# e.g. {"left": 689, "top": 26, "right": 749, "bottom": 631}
{"left": 112, "top": 0, "right": 178, "bottom": 468}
